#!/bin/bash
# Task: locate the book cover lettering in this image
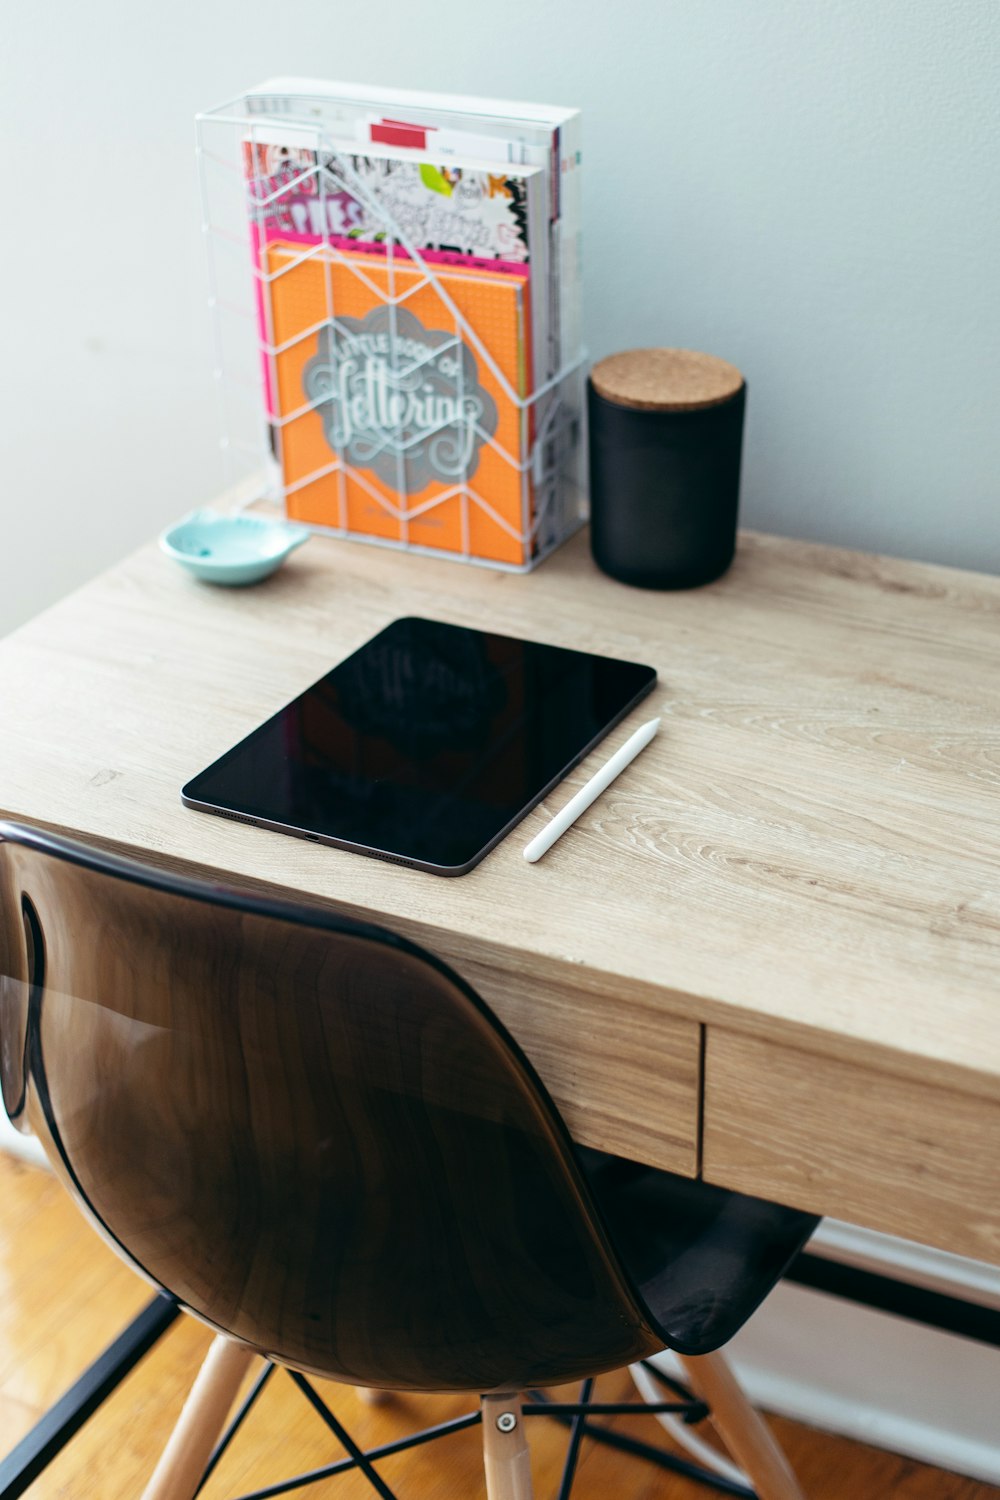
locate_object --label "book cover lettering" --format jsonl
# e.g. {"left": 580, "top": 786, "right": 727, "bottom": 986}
{"left": 265, "top": 243, "right": 532, "bottom": 564}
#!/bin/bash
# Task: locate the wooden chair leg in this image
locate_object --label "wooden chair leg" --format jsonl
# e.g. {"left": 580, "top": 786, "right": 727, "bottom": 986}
{"left": 678, "top": 1351, "right": 806, "bottom": 1500}
{"left": 354, "top": 1383, "right": 394, "bottom": 1407}
{"left": 140, "top": 1334, "right": 258, "bottom": 1500}
{"left": 481, "top": 1393, "right": 534, "bottom": 1500}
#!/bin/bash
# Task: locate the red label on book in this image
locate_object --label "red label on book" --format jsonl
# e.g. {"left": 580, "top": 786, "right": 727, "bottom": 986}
{"left": 370, "top": 123, "right": 427, "bottom": 149}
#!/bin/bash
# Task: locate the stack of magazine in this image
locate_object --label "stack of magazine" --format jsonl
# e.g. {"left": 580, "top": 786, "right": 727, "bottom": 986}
{"left": 200, "top": 79, "right": 585, "bottom": 569}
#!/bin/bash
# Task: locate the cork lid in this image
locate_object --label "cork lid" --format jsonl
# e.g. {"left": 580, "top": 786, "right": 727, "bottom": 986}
{"left": 590, "top": 348, "right": 744, "bottom": 412}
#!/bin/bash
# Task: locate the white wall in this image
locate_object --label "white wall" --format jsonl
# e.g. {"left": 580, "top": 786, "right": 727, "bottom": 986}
{"left": 2, "top": 0, "right": 998, "bottom": 638}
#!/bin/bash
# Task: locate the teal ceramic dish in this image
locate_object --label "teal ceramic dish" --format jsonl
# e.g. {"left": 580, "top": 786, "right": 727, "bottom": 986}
{"left": 159, "top": 511, "right": 310, "bottom": 586}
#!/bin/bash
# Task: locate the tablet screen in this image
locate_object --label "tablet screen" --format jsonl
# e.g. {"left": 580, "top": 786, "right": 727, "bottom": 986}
{"left": 183, "top": 617, "right": 656, "bottom": 875}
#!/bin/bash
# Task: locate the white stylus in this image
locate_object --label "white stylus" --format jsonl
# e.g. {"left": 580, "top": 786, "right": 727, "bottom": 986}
{"left": 523, "top": 717, "right": 660, "bottom": 864}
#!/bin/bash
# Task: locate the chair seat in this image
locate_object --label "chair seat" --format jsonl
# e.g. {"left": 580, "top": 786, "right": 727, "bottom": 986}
{"left": 576, "top": 1147, "right": 819, "bottom": 1355}
{"left": 1, "top": 822, "right": 816, "bottom": 1498}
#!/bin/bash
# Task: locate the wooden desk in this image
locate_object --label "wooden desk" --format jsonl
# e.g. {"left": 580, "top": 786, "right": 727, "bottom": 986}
{"left": 1, "top": 523, "right": 998, "bottom": 1262}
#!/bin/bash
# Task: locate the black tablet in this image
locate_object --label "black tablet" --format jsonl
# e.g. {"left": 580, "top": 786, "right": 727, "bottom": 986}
{"left": 182, "top": 617, "right": 657, "bottom": 876}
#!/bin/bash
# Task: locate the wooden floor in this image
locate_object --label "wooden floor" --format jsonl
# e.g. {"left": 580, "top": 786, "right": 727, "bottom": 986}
{"left": 2, "top": 1155, "right": 998, "bottom": 1499}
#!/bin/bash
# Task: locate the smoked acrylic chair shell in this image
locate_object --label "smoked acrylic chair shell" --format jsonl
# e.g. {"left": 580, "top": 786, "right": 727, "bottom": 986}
{"left": 0, "top": 821, "right": 817, "bottom": 1500}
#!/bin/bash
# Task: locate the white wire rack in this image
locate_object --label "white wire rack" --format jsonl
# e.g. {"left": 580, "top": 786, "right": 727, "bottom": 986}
{"left": 195, "top": 88, "right": 588, "bottom": 572}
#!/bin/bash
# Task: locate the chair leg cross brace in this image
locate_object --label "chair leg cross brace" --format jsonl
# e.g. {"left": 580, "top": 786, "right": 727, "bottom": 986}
{"left": 525, "top": 1387, "right": 756, "bottom": 1499}
{"left": 554, "top": 1378, "right": 592, "bottom": 1500}
{"left": 287, "top": 1372, "right": 400, "bottom": 1500}
{"left": 194, "top": 1363, "right": 277, "bottom": 1496}
{"left": 136, "top": 1343, "right": 803, "bottom": 1500}
{"left": 217, "top": 1410, "right": 484, "bottom": 1500}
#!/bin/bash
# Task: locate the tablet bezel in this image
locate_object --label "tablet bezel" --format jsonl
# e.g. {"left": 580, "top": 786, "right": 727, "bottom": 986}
{"left": 182, "top": 618, "right": 657, "bottom": 876}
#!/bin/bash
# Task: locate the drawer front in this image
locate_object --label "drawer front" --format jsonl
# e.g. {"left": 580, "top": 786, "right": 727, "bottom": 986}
{"left": 703, "top": 1029, "right": 1000, "bottom": 1262}
{"left": 445, "top": 951, "right": 701, "bottom": 1177}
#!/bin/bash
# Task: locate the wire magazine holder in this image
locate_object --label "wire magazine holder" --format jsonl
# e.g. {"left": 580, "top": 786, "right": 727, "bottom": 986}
{"left": 196, "top": 90, "right": 588, "bottom": 572}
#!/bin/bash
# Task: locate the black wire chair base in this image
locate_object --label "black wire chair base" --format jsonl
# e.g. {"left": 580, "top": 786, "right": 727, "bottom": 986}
{"left": 194, "top": 1367, "right": 481, "bottom": 1500}
{"left": 525, "top": 1365, "right": 756, "bottom": 1500}
{"left": 193, "top": 1358, "right": 756, "bottom": 1500}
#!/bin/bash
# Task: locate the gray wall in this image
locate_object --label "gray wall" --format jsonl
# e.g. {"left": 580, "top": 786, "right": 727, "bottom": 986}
{"left": 3, "top": 1, "right": 998, "bottom": 636}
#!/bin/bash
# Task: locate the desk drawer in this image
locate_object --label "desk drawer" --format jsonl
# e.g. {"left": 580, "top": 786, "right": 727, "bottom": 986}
{"left": 442, "top": 951, "right": 700, "bottom": 1177}
{"left": 703, "top": 1029, "right": 1000, "bottom": 1263}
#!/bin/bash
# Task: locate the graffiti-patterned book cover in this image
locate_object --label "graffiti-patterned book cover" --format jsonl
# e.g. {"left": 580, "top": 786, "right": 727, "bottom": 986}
{"left": 245, "top": 140, "right": 539, "bottom": 265}
{"left": 265, "top": 243, "right": 533, "bottom": 565}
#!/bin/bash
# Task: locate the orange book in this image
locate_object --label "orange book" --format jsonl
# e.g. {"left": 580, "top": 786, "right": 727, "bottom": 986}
{"left": 264, "top": 242, "right": 533, "bottom": 565}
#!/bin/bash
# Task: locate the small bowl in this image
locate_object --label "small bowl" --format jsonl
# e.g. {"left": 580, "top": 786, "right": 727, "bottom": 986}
{"left": 159, "top": 510, "right": 310, "bottom": 586}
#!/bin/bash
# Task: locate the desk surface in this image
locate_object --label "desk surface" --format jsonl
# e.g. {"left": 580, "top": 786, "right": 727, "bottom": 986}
{"left": 2, "top": 519, "right": 999, "bottom": 1258}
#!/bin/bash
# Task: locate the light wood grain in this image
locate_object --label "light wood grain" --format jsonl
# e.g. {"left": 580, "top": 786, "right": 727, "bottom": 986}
{"left": 0, "top": 1391, "right": 45, "bottom": 1456}
{"left": 140, "top": 1337, "right": 257, "bottom": 1500}
{"left": 1, "top": 514, "right": 999, "bottom": 1220}
{"left": 481, "top": 1394, "right": 534, "bottom": 1500}
{"left": 703, "top": 1030, "right": 1000, "bottom": 1261}
{"left": 679, "top": 1352, "right": 806, "bottom": 1500}
{"left": 0, "top": 1171, "right": 151, "bottom": 1404}
{"left": 436, "top": 949, "right": 699, "bottom": 1173}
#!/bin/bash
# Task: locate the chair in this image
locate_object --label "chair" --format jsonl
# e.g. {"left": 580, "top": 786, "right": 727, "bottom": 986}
{"left": 0, "top": 820, "right": 817, "bottom": 1500}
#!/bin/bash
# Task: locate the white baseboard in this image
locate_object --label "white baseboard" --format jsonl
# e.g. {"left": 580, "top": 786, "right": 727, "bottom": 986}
{"left": 650, "top": 1221, "right": 1000, "bottom": 1487}
{"left": 728, "top": 1284, "right": 1000, "bottom": 1485}
{"left": 808, "top": 1217, "right": 1000, "bottom": 1309}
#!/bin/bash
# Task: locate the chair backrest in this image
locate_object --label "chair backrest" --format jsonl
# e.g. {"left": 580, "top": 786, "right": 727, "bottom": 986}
{"left": 0, "top": 822, "right": 660, "bottom": 1392}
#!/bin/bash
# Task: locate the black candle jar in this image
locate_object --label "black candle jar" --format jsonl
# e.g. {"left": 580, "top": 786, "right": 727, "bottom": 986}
{"left": 588, "top": 348, "right": 746, "bottom": 589}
